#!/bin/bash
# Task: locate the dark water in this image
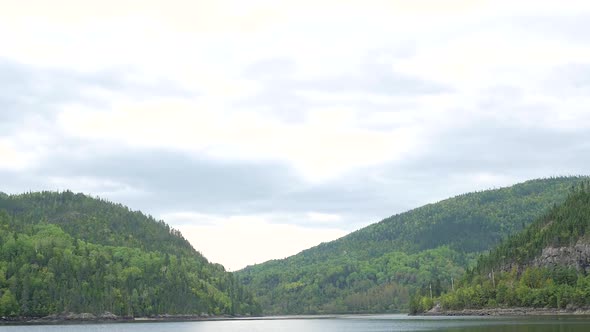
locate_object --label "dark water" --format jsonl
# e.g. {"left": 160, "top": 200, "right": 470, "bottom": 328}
{"left": 1, "top": 315, "right": 589, "bottom": 332}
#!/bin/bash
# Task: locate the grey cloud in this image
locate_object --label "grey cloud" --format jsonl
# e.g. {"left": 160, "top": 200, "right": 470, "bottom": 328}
{"left": 512, "top": 14, "right": 590, "bottom": 44}
{"left": 241, "top": 55, "right": 446, "bottom": 97}
{"left": 0, "top": 58, "right": 192, "bottom": 128}
{"left": 237, "top": 54, "right": 450, "bottom": 124}
{"left": 238, "top": 58, "right": 309, "bottom": 123}
{"left": 242, "top": 55, "right": 449, "bottom": 96}
{"left": 542, "top": 64, "right": 590, "bottom": 97}
{"left": 0, "top": 138, "right": 400, "bottom": 230}
{"left": 386, "top": 122, "right": 590, "bottom": 187}
{"left": 31, "top": 144, "right": 384, "bottom": 226}
{"left": 30, "top": 147, "right": 299, "bottom": 215}
{"left": 2, "top": 115, "right": 588, "bottom": 235}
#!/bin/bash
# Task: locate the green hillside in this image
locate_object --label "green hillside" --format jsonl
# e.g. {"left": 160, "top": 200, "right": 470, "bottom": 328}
{"left": 418, "top": 181, "right": 590, "bottom": 313}
{"left": 0, "top": 191, "right": 260, "bottom": 317}
{"left": 237, "top": 176, "right": 588, "bottom": 314}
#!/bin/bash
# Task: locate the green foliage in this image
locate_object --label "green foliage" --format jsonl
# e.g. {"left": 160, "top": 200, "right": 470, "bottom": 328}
{"left": 433, "top": 266, "right": 590, "bottom": 311}
{"left": 239, "top": 246, "right": 467, "bottom": 314}
{"left": 0, "top": 190, "right": 196, "bottom": 258}
{"left": 238, "top": 177, "right": 587, "bottom": 314}
{"left": 476, "top": 182, "right": 590, "bottom": 273}
{"left": 408, "top": 294, "right": 434, "bottom": 315}
{"left": 0, "top": 191, "right": 260, "bottom": 317}
{"left": 0, "top": 289, "right": 19, "bottom": 316}
{"left": 434, "top": 182, "right": 590, "bottom": 311}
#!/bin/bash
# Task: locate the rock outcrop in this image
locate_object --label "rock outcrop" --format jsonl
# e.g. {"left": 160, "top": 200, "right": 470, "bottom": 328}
{"left": 532, "top": 241, "right": 590, "bottom": 273}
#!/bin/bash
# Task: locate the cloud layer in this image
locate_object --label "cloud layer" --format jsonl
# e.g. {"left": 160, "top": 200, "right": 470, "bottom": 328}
{"left": 1, "top": 0, "right": 590, "bottom": 270}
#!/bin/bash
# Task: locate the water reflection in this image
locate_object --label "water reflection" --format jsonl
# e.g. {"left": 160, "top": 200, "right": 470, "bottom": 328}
{"left": 0, "top": 315, "right": 589, "bottom": 332}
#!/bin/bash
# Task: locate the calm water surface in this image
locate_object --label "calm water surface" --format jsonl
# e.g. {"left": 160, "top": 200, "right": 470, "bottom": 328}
{"left": 1, "top": 315, "right": 589, "bottom": 332}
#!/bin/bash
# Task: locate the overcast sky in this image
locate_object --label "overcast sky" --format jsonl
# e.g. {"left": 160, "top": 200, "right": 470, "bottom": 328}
{"left": 1, "top": 0, "right": 590, "bottom": 271}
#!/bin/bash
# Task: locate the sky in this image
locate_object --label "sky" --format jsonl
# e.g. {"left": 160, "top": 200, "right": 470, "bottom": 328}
{"left": 1, "top": 0, "right": 590, "bottom": 271}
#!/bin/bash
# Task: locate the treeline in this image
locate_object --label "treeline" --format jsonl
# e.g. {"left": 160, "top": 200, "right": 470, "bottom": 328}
{"left": 411, "top": 266, "right": 590, "bottom": 313}
{"left": 240, "top": 246, "right": 468, "bottom": 314}
{"left": 239, "top": 177, "right": 588, "bottom": 314}
{"left": 0, "top": 192, "right": 260, "bottom": 317}
{"left": 412, "top": 183, "right": 590, "bottom": 314}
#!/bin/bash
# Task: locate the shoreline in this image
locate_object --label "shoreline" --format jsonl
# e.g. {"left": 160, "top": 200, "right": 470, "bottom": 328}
{"left": 0, "top": 314, "right": 251, "bottom": 325}
{"left": 5, "top": 309, "right": 590, "bottom": 325}
{"left": 0, "top": 313, "right": 344, "bottom": 325}
{"left": 420, "top": 307, "right": 590, "bottom": 316}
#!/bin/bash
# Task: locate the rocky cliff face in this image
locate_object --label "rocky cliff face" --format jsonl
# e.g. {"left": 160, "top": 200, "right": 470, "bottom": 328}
{"left": 532, "top": 241, "right": 590, "bottom": 273}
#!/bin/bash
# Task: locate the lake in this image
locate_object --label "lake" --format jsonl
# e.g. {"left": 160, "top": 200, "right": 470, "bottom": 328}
{"left": 1, "top": 315, "right": 589, "bottom": 332}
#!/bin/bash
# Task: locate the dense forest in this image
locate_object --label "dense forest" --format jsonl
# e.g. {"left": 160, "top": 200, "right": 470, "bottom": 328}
{"left": 1, "top": 177, "right": 588, "bottom": 318}
{"left": 413, "top": 181, "right": 590, "bottom": 313}
{"left": 0, "top": 191, "right": 260, "bottom": 317}
{"left": 237, "top": 177, "right": 589, "bottom": 314}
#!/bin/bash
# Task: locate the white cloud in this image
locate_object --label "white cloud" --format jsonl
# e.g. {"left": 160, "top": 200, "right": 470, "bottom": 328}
{"left": 2, "top": 0, "right": 590, "bottom": 269}
{"left": 57, "top": 100, "right": 424, "bottom": 182}
{"left": 306, "top": 212, "right": 343, "bottom": 224}
{"left": 397, "top": 36, "right": 590, "bottom": 90}
{"left": 0, "top": 140, "right": 30, "bottom": 170}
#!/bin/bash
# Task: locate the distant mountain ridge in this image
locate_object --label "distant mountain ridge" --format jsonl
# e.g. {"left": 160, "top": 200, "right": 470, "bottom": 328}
{"left": 0, "top": 191, "right": 259, "bottom": 317}
{"left": 237, "top": 176, "right": 589, "bottom": 314}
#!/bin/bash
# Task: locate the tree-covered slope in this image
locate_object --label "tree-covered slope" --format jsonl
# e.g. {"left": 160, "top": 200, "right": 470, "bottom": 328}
{"left": 0, "top": 191, "right": 260, "bottom": 317}
{"left": 0, "top": 191, "right": 195, "bottom": 258}
{"left": 417, "top": 182, "right": 590, "bottom": 313}
{"left": 237, "top": 176, "right": 588, "bottom": 314}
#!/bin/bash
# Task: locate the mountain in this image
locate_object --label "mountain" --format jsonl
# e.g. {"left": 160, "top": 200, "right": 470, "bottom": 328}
{"left": 236, "top": 176, "right": 588, "bottom": 314}
{"left": 418, "top": 181, "right": 590, "bottom": 313}
{"left": 0, "top": 191, "right": 260, "bottom": 317}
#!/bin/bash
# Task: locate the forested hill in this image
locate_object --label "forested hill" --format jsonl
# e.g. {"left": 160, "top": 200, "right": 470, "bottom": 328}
{"left": 237, "top": 176, "right": 588, "bottom": 315}
{"left": 0, "top": 191, "right": 195, "bottom": 259}
{"left": 303, "top": 177, "right": 588, "bottom": 260}
{"left": 0, "top": 191, "right": 260, "bottom": 318}
{"left": 418, "top": 182, "right": 590, "bottom": 313}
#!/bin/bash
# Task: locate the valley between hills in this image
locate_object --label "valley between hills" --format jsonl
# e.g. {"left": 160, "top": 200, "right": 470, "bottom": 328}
{"left": 1, "top": 176, "right": 589, "bottom": 319}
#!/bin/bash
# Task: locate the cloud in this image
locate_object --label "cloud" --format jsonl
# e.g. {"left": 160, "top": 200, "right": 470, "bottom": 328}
{"left": 22, "top": 147, "right": 296, "bottom": 213}
{"left": 0, "top": 140, "right": 29, "bottom": 171}
{"left": 542, "top": 63, "right": 590, "bottom": 98}
{"left": 0, "top": 58, "right": 190, "bottom": 126}
{"left": 57, "top": 97, "right": 425, "bottom": 182}
{"left": 1, "top": 0, "right": 590, "bottom": 270}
